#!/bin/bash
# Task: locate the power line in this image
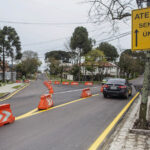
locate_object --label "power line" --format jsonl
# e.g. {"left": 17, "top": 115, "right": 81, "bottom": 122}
{"left": 0, "top": 20, "right": 92, "bottom": 26}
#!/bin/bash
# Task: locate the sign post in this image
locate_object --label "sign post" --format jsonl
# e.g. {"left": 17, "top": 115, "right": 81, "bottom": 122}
{"left": 132, "top": 6, "right": 150, "bottom": 125}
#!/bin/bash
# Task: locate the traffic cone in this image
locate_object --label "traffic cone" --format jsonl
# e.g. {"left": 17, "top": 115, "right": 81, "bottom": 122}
{"left": 38, "top": 94, "right": 53, "bottom": 110}
{"left": 100, "top": 85, "right": 104, "bottom": 93}
{"left": 0, "top": 104, "right": 15, "bottom": 127}
{"left": 81, "top": 88, "right": 92, "bottom": 98}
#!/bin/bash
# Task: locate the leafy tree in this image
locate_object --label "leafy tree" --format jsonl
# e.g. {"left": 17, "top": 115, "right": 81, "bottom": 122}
{"left": 0, "top": 26, "right": 21, "bottom": 82}
{"left": 70, "top": 26, "right": 95, "bottom": 81}
{"left": 84, "top": 49, "right": 105, "bottom": 81}
{"left": 97, "top": 42, "right": 119, "bottom": 62}
{"left": 16, "top": 51, "right": 41, "bottom": 78}
{"left": 45, "top": 50, "right": 71, "bottom": 63}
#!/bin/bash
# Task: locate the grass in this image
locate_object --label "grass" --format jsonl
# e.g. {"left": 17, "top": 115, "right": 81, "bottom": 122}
{"left": 0, "top": 93, "right": 7, "bottom": 97}
{"left": 12, "top": 85, "right": 22, "bottom": 89}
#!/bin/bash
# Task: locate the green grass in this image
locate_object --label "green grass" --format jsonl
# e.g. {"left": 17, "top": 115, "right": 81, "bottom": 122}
{"left": 0, "top": 93, "right": 7, "bottom": 97}
{"left": 12, "top": 85, "right": 22, "bottom": 89}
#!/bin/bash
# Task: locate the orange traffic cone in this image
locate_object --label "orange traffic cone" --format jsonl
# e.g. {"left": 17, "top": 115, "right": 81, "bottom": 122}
{"left": 100, "top": 85, "right": 104, "bottom": 93}
{"left": 0, "top": 104, "right": 15, "bottom": 127}
{"left": 81, "top": 88, "right": 92, "bottom": 98}
{"left": 38, "top": 94, "right": 54, "bottom": 110}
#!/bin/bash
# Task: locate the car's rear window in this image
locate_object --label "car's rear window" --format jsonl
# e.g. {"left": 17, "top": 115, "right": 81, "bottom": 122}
{"left": 107, "top": 79, "right": 125, "bottom": 85}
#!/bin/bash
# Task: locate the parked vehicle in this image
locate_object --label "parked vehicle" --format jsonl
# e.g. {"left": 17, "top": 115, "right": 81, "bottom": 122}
{"left": 103, "top": 78, "right": 132, "bottom": 99}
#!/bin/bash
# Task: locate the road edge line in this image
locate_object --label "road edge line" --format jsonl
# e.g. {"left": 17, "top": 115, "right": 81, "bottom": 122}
{"left": 88, "top": 92, "right": 140, "bottom": 150}
{"left": 0, "top": 83, "right": 30, "bottom": 102}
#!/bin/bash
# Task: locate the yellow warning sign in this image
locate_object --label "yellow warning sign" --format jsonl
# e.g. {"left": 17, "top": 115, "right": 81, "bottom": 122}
{"left": 132, "top": 7, "right": 150, "bottom": 50}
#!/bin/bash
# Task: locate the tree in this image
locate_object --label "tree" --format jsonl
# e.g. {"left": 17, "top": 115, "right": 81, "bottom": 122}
{"left": 45, "top": 50, "right": 71, "bottom": 63}
{"left": 70, "top": 26, "right": 95, "bottom": 81}
{"left": 97, "top": 42, "right": 119, "bottom": 62}
{"left": 16, "top": 51, "right": 41, "bottom": 78}
{"left": 84, "top": 49, "right": 105, "bottom": 81}
{"left": 0, "top": 26, "right": 22, "bottom": 82}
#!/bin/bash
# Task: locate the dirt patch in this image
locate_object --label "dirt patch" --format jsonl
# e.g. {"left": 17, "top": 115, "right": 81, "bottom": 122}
{"left": 133, "top": 119, "right": 150, "bottom": 130}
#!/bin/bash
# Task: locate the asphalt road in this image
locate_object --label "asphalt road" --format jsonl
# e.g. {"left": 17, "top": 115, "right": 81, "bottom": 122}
{"left": 0, "top": 75, "right": 142, "bottom": 150}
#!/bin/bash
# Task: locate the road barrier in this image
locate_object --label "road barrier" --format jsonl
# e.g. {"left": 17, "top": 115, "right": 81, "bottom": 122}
{"left": 81, "top": 88, "right": 92, "bottom": 98}
{"left": 100, "top": 85, "right": 104, "bottom": 93}
{"left": 0, "top": 104, "right": 15, "bottom": 127}
{"left": 62, "top": 81, "right": 69, "bottom": 85}
{"left": 85, "top": 82, "right": 93, "bottom": 86}
{"left": 71, "top": 82, "right": 79, "bottom": 85}
{"left": 48, "top": 81, "right": 52, "bottom": 84}
{"left": 49, "top": 85, "right": 54, "bottom": 94}
{"left": 54, "top": 81, "right": 60, "bottom": 85}
{"left": 38, "top": 94, "right": 53, "bottom": 110}
{"left": 24, "top": 80, "right": 30, "bottom": 83}
{"left": 16, "top": 80, "right": 22, "bottom": 83}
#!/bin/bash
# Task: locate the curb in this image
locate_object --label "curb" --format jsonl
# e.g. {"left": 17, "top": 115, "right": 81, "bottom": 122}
{"left": 0, "top": 83, "right": 30, "bottom": 102}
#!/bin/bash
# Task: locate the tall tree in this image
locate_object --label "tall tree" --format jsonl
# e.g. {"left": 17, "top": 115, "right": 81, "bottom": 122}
{"left": 0, "top": 26, "right": 21, "bottom": 82}
{"left": 70, "top": 26, "right": 94, "bottom": 81}
{"left": 85, "top": 49, "right": 105, "bottom": 81}
{"left": 97, "top": 42, "right": 119, "bottom": 62}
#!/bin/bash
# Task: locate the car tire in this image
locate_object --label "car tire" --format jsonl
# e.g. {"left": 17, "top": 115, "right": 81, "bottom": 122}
{"left": 103, "top": 94, "right": 107, "bottom": 98}
{"left": 124, "top": 92, "right": 129, "bottom": 99}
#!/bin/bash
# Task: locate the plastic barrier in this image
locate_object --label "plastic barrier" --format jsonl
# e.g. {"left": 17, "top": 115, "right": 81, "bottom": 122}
{"left": 38, "top": 94, "right": 53, "bottom": 110}
{"left": 84, "top": 82, "right": 93, "bottom": 86}
{"left": 48, "top": 81, "right": 52, "bottom": 84}
{"left": 81, "top": 88, "right": 92, "bottom": 98}
{"left": 24, "top": 80, "right": 30, "bottom": 83}
{"left": 0, "top": 104, "right": 15, "bottom": 127}
{"left": 62, "top": 82, "right": 69, "bottom": 85}
{"left": 71, "top": 82, "right": 79, "bottom": 85}
{"left": 43, "top": 81, "right": 50, "bottom": 89}
{"left": 100, "top": 86, "right": 104, "bottom": 93}
{"left": 54, "top": 81, "right": 60, "bottom": 85}
{"left": 49, "top": 85, "right": 54, "bottom": 94}
{"left": 16, "top": 80, "right": 21, "bottom": 83}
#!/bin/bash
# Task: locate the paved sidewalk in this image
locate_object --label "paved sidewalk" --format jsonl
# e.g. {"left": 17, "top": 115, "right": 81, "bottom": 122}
{"left": 0, "top": 83, "right": 25, "bottom": 93}
{"left": 102, "top": 95, "right": 150, "bottom": 150}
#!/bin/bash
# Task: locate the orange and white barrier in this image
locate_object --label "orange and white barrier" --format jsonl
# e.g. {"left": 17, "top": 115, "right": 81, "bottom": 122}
{"left": 16, "top": 80, "right": 21, "bottom": 83}
{"left": 62, "top": 81, "right": 69, "bottom": 85}
{"left": 71, "top": 82, "right": 79, "bottom": 85}
{"left": 24, "top": 80, "right": 30, "bottom": 83}
{"left": 0, "top": 104, "right": 15, "bottom": 127}
{"left": 49, "top": 85, "right": 54, "bottom": 94}
{"left": 81, "top": 88, "right": 92, "bottom": 98}
{"left": 54, "top": 81, "right": 60, "bottom": 85}
{"left": 85, "top": 82, "right": 93, "bottom": 86}
{"left": 100, "top": 85, "right": 104, "bottom": 93}
{"left": 38, "top": 94, "right": 53, "bottom": 110}
{"left": 48, "top": 81, "right": 52, "bottom": 84}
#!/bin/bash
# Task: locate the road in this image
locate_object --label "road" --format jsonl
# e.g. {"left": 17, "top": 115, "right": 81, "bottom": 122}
{"left": 0, "top": 74, "right": 141, "bottom": 150}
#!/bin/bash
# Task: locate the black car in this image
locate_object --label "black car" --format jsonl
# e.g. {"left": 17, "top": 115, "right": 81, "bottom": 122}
{"left": 103, "top": 78, "right": 132, "bottom": 98}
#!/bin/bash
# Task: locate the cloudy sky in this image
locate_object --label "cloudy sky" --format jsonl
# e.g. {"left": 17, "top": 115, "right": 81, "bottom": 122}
{"left": 0, "top": 0, "right": 132, "bottom": 70}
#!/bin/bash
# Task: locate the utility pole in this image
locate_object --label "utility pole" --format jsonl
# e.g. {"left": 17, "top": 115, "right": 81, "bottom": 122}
{"left": 139, "top": 0, "right": 150, "bottom": 126}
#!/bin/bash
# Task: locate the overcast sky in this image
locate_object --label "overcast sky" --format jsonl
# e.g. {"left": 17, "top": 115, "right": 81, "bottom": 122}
{"left": 0, "top": 0, "right": 131, "bottom": 70}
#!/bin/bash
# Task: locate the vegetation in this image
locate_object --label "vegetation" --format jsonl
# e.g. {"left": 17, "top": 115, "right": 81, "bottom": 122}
{"left": 12, "top": 85, "right": 22, "bottom": 89}
{"left": 15, "top": 51, "right": 41, "bottom": 79}
{"left": 70, "top": 26, "right": 95, "bottom": 81}
{"left": 97, "top": 42, "right": 119, "bottom": 62}
{"left": 0, "top": 26, "right": 22, "bottom": 82}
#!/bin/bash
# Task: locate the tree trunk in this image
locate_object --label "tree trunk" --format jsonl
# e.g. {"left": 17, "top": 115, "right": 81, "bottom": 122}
{"left": 139, "top": 51, "right": 150, "bottom": 127}
{"left": 11, "top": 56, "right": 14, "bottom": 82}
{"left": 2, "top": 46, "right": 5, "bottom": 83}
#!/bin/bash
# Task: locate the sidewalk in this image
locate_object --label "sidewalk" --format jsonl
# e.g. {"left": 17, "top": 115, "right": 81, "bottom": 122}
{"left": 102, "top": 95, "right": 150, "bottom": 150}
{"left": 0, "top": 83, "right": 25, "bottom": 94}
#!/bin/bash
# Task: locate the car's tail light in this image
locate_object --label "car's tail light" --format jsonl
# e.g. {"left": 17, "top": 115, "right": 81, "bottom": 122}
{"left": 103, "top": 84, "right": 109, "bottom": 88}
{"left": 119, "top": 85, "right": 127, "bottom": 89}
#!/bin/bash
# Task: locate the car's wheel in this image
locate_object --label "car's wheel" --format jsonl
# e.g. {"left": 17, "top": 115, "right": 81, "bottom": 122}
{"left": 103, "top": 94, "right": 107, "bottom": 98}
{"left": 124, "top": 92, "right": 129, "bottom": 99}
